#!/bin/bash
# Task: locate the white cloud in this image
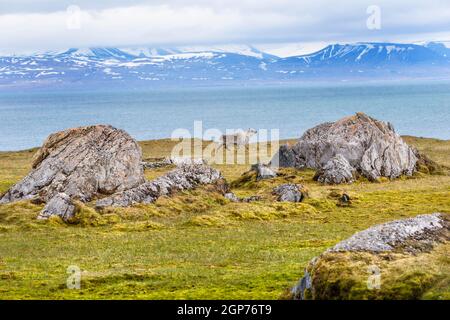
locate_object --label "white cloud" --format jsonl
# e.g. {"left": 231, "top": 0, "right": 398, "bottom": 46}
{"left": 1, "top": 1, "right": 450, "bottom": 52}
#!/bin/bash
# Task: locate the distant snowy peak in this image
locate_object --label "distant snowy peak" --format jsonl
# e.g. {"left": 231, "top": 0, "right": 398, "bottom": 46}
{"left": 175, "top": 45, "right": 278, "bottom": 59}
{"left": 120, "top": 47, "right": 182, "bottom": 58}
{"left": 423, "top": 42, "right": 450, "bottom": 58}
{"left": 286, "top": 42, "right": 447, "bottom": 65}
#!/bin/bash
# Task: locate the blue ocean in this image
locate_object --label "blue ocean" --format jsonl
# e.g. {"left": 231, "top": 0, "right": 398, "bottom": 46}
{"left": 0, "top": 80, "right": 449, "bottom": 151}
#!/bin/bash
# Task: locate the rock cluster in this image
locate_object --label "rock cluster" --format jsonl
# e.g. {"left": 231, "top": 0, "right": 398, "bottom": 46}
{"left": 96, "top": 164, "right": 222, "bottom": 208}
{"left": 273, "top": 113, "right": 418, "bottom": 183}
{"left": 272, "top": 184, "right": 304, "bottom": 202}
{"left": 142, "top": 157, "right": 206, "bottom": 169}
{"left": 0, "top": 125, "right": 223, "bottom": 221}
{"left": 224, "top": 192, "right": 261, "bottom": 203}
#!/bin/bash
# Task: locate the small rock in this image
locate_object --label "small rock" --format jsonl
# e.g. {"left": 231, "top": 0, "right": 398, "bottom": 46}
{"left": 224, "top": 192, "right": 240, "bottom": 202}
{"left": 38, "top": 193, "right": 76, "bottom": 221}
{"left": 272, "top": 184, "right": 304, "bottom": 202}
{"left": 224, "top": 192, "right": 260, "bottom": 203}
{"left": 242, "top": 195, "right": 261, "bottom": 203}
{"left": 340, "top": 193, "right": 351, "bottom": 203}
{"left": 314, "top": 154, "right": 356, "bottom": 184}
{"left": 251, "top": 163, "right": 277, "bottom": 180}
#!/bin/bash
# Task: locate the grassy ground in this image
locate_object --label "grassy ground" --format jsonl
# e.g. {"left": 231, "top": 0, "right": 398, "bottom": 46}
{"left": 0, "top": 137, "right": 449, "bottom": 299}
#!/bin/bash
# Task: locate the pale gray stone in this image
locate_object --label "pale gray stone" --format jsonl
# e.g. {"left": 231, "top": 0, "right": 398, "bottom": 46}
{"left": 251, "top": 163, "right": 277, "bottom": 181}
{"left": 0, "top": 125, "right": 145, "bottom": 204}
{"left": 224, "top": 192, "right": 261, "bottom": 203}
{"left": 272, "top": 184, "right": 304, "bottom": 202}
{"left": 224, "top": 192, "right": 240, "bottom": 202}
{"left": 273, "top": 113, "right": 417, "bottom": 182}
{"left": 38, "top": 193, "right": 76, "bottom": 221}
{"left": 329, "top": 213, "right": 445, "bottom": 252}
{"left": 142, "top": 157, "right": 207, "bottom": 169}
{"left": 314, "top": 154, "right": 356, "bottom": 184}
{"left": 96, "top": 164, "right": 222, "bottom": 208}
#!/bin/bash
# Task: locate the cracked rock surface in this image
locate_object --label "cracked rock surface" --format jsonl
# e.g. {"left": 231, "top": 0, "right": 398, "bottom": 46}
{"left": 38, "top": 193, "right": 76, "bottom": 221}
{"left": 142, "top": 157, "right": 206, "bottom": 169}
{"left": 251, "top": 163, "right": 277, "bottom": 181}
{"left": 0, "top": 125, "right": 145, "bottom": 204}
{"left": 273, "top": 113, "right": 417, "bottom": 181}
{"left": 272, "top": 184, "right": 304, "bottom": 202}
{"left": 314, "top": 154, "right": 356, "bottom": 184}
{"left": 329, "top": 213, "right": 447, "bottom": 252}
{"left": 96, "top": 164, "right": 223, "bottom": 208}
{"left": 224, "top": 192, "right": 261, "bottom": 203}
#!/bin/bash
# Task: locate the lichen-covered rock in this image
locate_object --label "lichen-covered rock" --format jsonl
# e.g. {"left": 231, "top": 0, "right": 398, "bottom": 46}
{"left": 224, "top": 192, "right": 240, "bottom": 202}
{"left": 313, "top": 154, "right": 356, "bottom": 184}
{"left": 272, "top": 184, "right": 304, "bottom": 202}
{"left": 142, "top": 157, "right": 206, "bottom": 169}
{"left": 330, "top": 213, "right": 446, "bottom": 252}
{"left": 273, "top": 113, "right": 417, "bottom": 181}
{"left": 96, "top": 164, "right": 222, "bottom": 208}
{"left": 0, "top": 125, "right": 145, "bottom": 204}
{"left": 37, "top": 193, "right": 76, "bottom": 221}
{"left": 251, "top": 163, "right": 277, "bottom": 180}
{"left": 291, "top": 213, "right": 449, "bottom": 300}
{"left": 224, "top": 192, "right": 260, "bottom": 203}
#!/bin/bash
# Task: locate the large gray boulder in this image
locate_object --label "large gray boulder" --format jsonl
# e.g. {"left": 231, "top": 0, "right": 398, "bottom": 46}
{"left": 0, "top": 125, "right": 145, "bottom": 204}
{"left": 273, "top": 113, "right": 417, "bottom": 181}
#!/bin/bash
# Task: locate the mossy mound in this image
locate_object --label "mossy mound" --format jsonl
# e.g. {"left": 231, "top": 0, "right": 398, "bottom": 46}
{"left": 298, "top": 242, "right": 449, "bottom": 300}
{"left": 292, "top": 213, "right": 450, "bottom": 300}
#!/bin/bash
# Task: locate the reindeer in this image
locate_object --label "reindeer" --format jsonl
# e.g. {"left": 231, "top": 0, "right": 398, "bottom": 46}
{"left": 219, "top": 128, "right": 258, "bottom": 150}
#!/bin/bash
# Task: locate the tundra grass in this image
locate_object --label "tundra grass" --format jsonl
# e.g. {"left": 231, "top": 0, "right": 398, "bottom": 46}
{"left": 0, "top": 137, "right": 449, "bottom": 299}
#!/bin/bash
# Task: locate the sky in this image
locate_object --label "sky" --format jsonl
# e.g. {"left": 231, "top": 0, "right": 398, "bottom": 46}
{"left": 2, "top": 0, "right": 450, "bottom": 56}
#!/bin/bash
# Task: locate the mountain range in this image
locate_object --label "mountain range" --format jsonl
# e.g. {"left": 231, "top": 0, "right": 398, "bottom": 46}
{"left": 1, "top": 42, "right": 450, "bottom": 88}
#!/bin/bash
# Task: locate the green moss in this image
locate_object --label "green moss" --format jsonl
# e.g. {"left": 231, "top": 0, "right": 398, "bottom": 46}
{"left": 111, "top": 220, "right": 164, "bottom": 231}
{"left": 303, "top": 242, "right": 450, "bottom": 300}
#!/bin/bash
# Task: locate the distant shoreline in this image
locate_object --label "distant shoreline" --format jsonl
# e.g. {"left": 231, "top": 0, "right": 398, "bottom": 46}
{"left": 1, "top": 135, "right": 449, "bottom": 154}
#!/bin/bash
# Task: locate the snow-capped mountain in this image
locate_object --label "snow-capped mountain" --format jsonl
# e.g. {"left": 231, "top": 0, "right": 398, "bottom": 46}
{"left": 424, "top": 42, "right": 450, "bottom": 58}
{"left": 276, "top": 43, "right": 447, "bottom": 66}
{"left": 1, "top": 42, "right": 449, "bottom": 88}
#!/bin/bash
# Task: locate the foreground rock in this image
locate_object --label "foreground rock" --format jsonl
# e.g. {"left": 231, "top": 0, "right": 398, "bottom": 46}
{"left": 291, "top": 213, "right": 449, "bottom": 300}
{"left": 273, "top": 113, "right": 418, "bottom": 182}
{"left": 313, "top": 154, "right": 356, "bottom": 184}
{"left": 0, "top": 125, "right": 144, "bottom": 204}
{"left": 96, "top": 164, "right": 223, "bottom": 208}
{"left": 272, "top": 184, "right": 304, "bottom": 202}
{"left": 37, "top": 193, "right": 76, "bottom": 221}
